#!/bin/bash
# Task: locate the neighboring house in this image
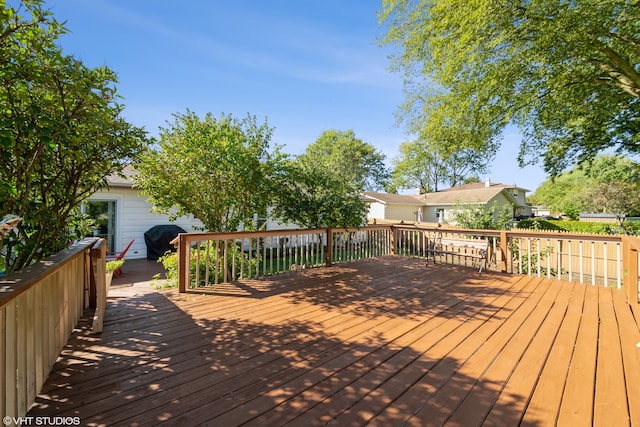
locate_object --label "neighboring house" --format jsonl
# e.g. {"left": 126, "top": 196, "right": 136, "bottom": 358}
{"left": 532, "top": 206, "right": 552, "bottom": 217}
{"left": 86, "top": 166, "right": 297, "bottom": 259}
{"left": 579, "top": 213, "right": 622, "bottom": 224}
{"left": 364, "top": 179, "right": 532, "bottom": 224}
{"left": 85, "top": 166, "right": 204, "bottom": 260}
{"left": 362, "top": 192, "right": 426, "bottom": 223}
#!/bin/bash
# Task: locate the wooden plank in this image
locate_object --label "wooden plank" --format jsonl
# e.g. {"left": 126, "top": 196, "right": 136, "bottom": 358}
{"left": 34, "top": 284, "right": 44, "bottom": 393}
{"left": 515, "top": 282, "right": 586, "bottom": 424}
{"left": 16, "top": 292, "right": 27, "bottom": 416}
{"left": 594, "top": 287, "right": 629, "bottom": 426}
{"left": 190, "top": 271, "right": 474, "bottom": 427}
{"left": 557, "top": 283, "right": 600, "bottom": 426}
{"left": 368, "top": 275, "right": 541, "bottom": 427}
{"left": 440, "top": 280, "right": 575, "bottom": 426}
{"left": 474, "top": 280, "right": 577, "bottom": 425}
{"left": 612, "top": 289, "right": 640, "bottom": 426}
{"left": 26, "top": 288, "right": 36, "bottom": 410}
{"left": 5, "top": 300, "right": 17, "bottom": 417}
{"left": 404, "top": 277, "right": 561, "bottom": 427}
{"left": 0, "top": 304, "right": 5, "bottom": 417}
{"left": 69, "top": 308, "right": 398, "bottom": 422}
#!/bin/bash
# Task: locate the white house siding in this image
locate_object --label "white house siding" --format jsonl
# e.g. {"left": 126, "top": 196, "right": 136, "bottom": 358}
{"left": 425, "top": 206, "right": 446, "bottom": 223}
{"left": 367, "top": 202, "right": 387, "bottom": 220}
{"left": 88, "top": 187, "right": 203, "bottom": 259}
{"left": 385, "top": 204, "right": 420, "bottom": 222}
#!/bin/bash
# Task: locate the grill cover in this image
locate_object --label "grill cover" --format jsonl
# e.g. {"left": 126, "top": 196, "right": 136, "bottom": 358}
{"left": 144, "top": 224, "right": 186, "bottom": 260}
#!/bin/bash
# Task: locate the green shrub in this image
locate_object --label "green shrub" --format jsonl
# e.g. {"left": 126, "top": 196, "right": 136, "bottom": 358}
{"left": 105, "top": 260, "right": 124, "bottom": 273}
{"left": 152, "top": 241, "right": 260, "bottom": 289}
{"left": 516, "top": 219, "right": 639, "bottom": 235}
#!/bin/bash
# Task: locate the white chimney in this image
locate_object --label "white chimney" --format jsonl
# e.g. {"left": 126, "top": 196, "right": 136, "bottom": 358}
{"left": 485, "top": 178, "right": 491, "bottom": 188}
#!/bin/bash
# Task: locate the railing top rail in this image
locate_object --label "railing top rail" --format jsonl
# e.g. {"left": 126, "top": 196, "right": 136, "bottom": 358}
{"left": 175, "top": 224, "right": 628, "bottom": 245}
{"left": 0, "top": 237, "right": 99, "bottom": 308}
{"left": 507, "top": 230, "right": 624, "bottom": 242}
{"left": 393, "top": 223, "right": 626, "bottom": 243}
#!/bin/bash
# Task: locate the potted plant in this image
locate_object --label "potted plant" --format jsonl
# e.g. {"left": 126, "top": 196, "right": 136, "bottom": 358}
{"left": 105, "top": 260, "right": 124, "bottom": 287}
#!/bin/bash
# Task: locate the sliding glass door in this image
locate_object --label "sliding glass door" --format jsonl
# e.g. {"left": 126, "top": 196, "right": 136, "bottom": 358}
{"left": 85, "top": 200, "right": 117, "bottom": 251}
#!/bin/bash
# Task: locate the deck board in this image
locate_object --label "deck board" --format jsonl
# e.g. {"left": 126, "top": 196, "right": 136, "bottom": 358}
{"left": 28, "top": 256, "right": 640, "bottom": 426}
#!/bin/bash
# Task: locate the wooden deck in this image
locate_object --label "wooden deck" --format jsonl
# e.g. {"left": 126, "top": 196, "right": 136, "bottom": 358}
{"left": 28, "top": 256, "right": 640, "bottom": 426}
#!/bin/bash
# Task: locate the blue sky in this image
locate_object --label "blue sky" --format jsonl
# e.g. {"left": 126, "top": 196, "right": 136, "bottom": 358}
{"left": 47, "top": 0, "right": 548, "bottom": 193}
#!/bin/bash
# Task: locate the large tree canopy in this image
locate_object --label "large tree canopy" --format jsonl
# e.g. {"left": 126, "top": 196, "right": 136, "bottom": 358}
{"left": 269, "top": 159, "right": 368, "bottom": 229}
{"left": 390, "top": 139, "right": 491, "bottom": 193}
{"left": 297, "top": 129, "right": 390, "bottom": 192}
{"left": 135, "top": 111, "right": 282, "bottom": 232}
{"left": 380, "top": 0, "right": 640, "bottom": 176}
{"left": 267, "top": 129, "right": 381, "bottom": 229}
{"left": 0, "top": 0, "right": 148, "bottom": 273}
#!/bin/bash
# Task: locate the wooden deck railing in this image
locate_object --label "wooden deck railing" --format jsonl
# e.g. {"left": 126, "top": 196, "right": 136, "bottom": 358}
{"left": 175, "top": 226, "right": 394, "bottom": 292}
{"left": 176, "top": 225, "right": 640, "bottom": 305}
{"left": 0, "top": 237, "right": 106, "bottom": 421}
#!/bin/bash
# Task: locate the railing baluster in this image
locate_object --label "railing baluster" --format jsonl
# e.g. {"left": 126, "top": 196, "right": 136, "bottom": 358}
{"left": 579, "top": 240, "right": 584, "bottom": 284}
{"left": 195, "top": 240, "right": 201, "bottom": 287}
{"left": 591, "top": 241, "right": 596, "bottom": 286}
{"left": 241, "top": 238, "right": 246, "bottom": 279}
{"left": 557, "top": 240, "right": 562, "bottom": 280}
{"left": 223, "top": 240, "right": 229, "bottom": 283}
{"left": 214, "top": 240, "right": 220, "bottom": 285}
{"left": 204, "top": 240, "right": 211, "bottom": 286}
{"left": 518, "top": 238, "right": 523, "bottom": 275}
{"left": 568, "top": 240, "right": 573, "bottom": 282}
{"left": 617, "top": 243, "right": 622, "bottom": 289}
{"left": 263, "top": 237, "right": 267, "bottom": 276}
{"left": 535, "top": 238, "right": 541, "bottom": 277}
{"left": 546, "top": 238, "right": 551, "bottom": 279}
{"left": 604, "top": 242, "right": 608, "bottom": 287}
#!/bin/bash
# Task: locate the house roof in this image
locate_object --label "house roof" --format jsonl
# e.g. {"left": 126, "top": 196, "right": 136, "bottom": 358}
{"left": 364, "top": 181, "right": 526, "bottom": 207}
{"left": 362, "top": 192, "right": 424, "bottom": 205}
{"left": 440, "top": 181, "right": 530, "bottom": 193}
{"left": 105, "top": 165, "right": 137, "bottom": 188}
{"left": 420, "top": 186, "right": 508, "bottom": 205}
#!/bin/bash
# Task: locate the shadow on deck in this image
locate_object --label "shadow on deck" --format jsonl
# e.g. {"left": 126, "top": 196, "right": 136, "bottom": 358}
{"left": 29, "top": 256, "right": 640, "bottom": 426}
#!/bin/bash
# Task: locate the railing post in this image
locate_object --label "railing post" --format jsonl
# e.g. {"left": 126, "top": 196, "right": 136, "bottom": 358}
{"left": 325, "top": 228, "right": 333, "bottom": 267}
{"left": 90, "top": 239, "right": 107, "bottom": 334}
{"left": 500, "top": 231, "right": 509, "bottom": 272}
{"left": 178, "top": 233, "right": 188, "bottom": 293}
{"left": 390, "top": 226, "right": 396, "bottom": 255}
{"left": 622, "top": 236, "right": 639, "bottom": 305}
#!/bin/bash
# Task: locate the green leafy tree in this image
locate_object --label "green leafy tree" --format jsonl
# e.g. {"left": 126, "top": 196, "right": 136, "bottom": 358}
{"left": 270, "top": 159, "right": 367, "bottom": 229}
{"left": 0, "top": 0, "right": 148, "bottom": 273}
{"left": 298, "top": 129, "right": 390, "bottom": 192}
{"left": 380, "top": 0, "right": 640, "bottom": 176}
{"left": 390, "top": 139, "right": 492, "bottom": 193}
{"left": 135, "top": 111, "right": 283, "bottom": 232}
{"left": 533, "top": 154, "right": 640, "bottom": 216}
{"left": 390, "top": 140, "right": 446, "bottom": 193}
